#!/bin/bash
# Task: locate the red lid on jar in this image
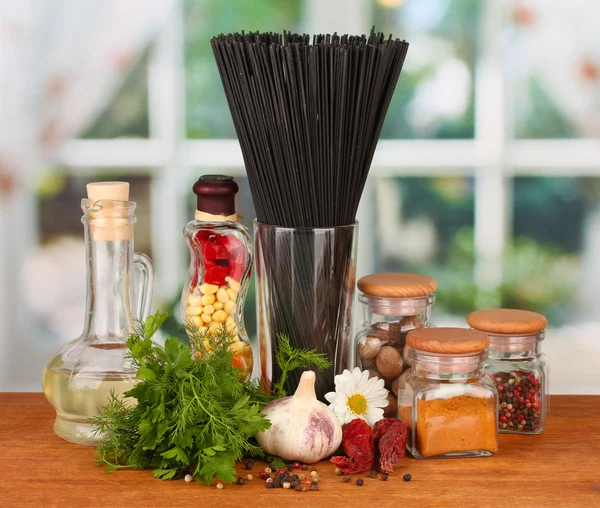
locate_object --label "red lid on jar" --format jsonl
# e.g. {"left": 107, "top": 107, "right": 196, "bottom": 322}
{"left": 193, "top": 175, "right": 238, "bottom": 216}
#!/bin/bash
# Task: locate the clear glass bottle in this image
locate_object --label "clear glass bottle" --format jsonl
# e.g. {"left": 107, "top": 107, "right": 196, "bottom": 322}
{"left": 43, "top": 182, "right": 154, "bottom": 445}
{"left": 468, "top": 309, "right": 548, "bottom": 434}
{"left": 353, "top": 273, "right": 436, "bottom": 417}
{"left": 398, "top": 328, "right": 498, "bottom": 459}
{"left": 181, "top": 175, "right": 253, "bottom": 376}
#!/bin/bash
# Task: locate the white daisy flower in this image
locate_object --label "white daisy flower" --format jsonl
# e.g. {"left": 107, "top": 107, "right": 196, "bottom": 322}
{"left": 324, "top": 367, "right": 389, "bottom": 426}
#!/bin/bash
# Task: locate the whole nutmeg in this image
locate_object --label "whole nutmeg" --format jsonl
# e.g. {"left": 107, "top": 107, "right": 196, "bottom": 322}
{"left": 360, "top": 355, "right": 376, "bottom": 369}
{"left": 366, "top": 368, "right": 381, "bottom": 380}
{"left": 358, "top": 337, "right": 382, "bottom": 359}
{"left": 387, "top": 321, "right": 403, "bottom": 347}
{"left": 400, "top": 315, "right": 422, "bottom": 331}
{"left": 375, "top": 346, "right": 404, "bottom": 379}
{"left": 368, "top": 322, "right": 392, "bottom": 342}
{"left": 383, "top": 392, "right": 398, "bottom": 418}
{"left": 403, "top": 345, "right": 414, "bottom": 367}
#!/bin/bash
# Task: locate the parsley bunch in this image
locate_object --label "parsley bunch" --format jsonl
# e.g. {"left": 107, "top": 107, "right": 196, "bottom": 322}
{"left": 91, "top": 312, "right": 269, "bottom": 485}
{"left": 91, "top": 311, "right": 330, "bottom": 485}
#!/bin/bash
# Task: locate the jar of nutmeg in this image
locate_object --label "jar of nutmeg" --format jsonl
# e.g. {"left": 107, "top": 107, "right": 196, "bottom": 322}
{"left": 352, "top": 273, "right": 437, "bottom": 417}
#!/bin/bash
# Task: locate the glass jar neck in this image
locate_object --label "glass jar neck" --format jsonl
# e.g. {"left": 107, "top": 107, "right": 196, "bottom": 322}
{"left": 81, "top": 200, "right": 137, "bottom": 342}
{"left": 487, "top": 331, "right": 544, "bottom": 360}
{"left": 359, "top": 294, "right": 435, "bottom": 320}
{"left": 412, "top": 350, "right": 486, "bottom": 380}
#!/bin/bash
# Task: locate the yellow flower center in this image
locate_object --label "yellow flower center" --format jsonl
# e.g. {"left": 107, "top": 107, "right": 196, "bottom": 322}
{"left": 347, "top": 393, "right": 368, "bottom": 415}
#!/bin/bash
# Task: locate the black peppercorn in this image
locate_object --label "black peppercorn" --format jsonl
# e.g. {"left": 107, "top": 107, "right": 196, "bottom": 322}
{"left": 369, "top": 471, "right": 377, "bottom": 478}
{"left": 301, "top": 464, "right": 308, "bottom": 471}
{"left": 381, "top": 474, "right": 389, "bottom": 481}
{"left": 266, "top": 482, "right": 274, "bottom": 489}
{"left": 342, "top": 477, "right": 350, "bottom": 483}
{"left": 287, "top": 464, "right": 294, "bottom": 471}
{"left": 403, "top": 474, "right": 412, "bottom": 482}
{"left": 356, "top": 479, "right": 364, "bottom": 486}
{"left": 244, "top": 459, "right": 254, "bottom": 470}
{"left": 310, "top": 482, "right": 319, "bottom": 491}
{"left": 295, "top": 484, "right": 302, "bottom": 491}
{"left": 237, "top": 477, "right": 245, "bottom": 485}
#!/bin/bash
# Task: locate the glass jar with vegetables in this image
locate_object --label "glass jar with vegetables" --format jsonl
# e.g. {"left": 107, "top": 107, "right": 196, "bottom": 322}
{"left": 352, "top": 273, "right": 437, "bottom": 416}
{"left": 398, "top": 328, "right": 498, "bottom": 459}
{"left": 467, "top": 308, "right": 548, "bottom": 434}
{"left": 181, "top": 175, "right": 253, "bottom": 376}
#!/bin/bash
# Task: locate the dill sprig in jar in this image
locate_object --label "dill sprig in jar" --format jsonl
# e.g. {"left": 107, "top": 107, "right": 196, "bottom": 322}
{"left": 398, "top": 328, "right": 499, "bottom": 459}
{"left": 352, "top": 273, "right": 436, "bottom": 417}
{"left": 467, "top": 308, "right": 548, "bottom": 434}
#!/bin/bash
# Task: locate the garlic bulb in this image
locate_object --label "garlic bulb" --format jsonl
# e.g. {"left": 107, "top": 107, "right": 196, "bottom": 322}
{"left": 256, "top": 370, "right": 343, "bottom": 463}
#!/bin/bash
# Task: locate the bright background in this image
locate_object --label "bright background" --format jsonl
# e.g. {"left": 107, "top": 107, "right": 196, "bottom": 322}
{"left": 1, "top": 0, "right": 599, "bottom": 392}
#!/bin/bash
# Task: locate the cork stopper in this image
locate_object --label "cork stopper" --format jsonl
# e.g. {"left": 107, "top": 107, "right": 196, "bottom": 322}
{"left": 193, "top": 175, "right": 238, "bottom": 221}
{"left": 86, "top": 181, "right": 133, "bottom": 241}
{"left": 467, "top": 309, "right": 548, "bottom": 335}
{"left": 87, "top": 182, "right": 130, "bottom": 204}
{"left": 357, "top": 273, "right": 437, "bottom": 298}
{"left": 407, "top": 327, "right": 490, "bottom": 355}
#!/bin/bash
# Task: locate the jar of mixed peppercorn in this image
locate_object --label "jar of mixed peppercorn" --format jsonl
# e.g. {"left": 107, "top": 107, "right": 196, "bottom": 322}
{"left": 352, "top": 273, "right": 437, "bottom": 417}
{"left": 467, "top": 309, "right": 548, "bottom": 434}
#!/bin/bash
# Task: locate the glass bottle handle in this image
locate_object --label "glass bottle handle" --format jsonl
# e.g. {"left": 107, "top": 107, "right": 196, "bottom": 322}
{"left": 134, "top": 252, "right": 155, "bottom": 321}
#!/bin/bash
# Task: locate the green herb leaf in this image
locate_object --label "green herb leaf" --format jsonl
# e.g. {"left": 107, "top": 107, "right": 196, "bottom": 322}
{"left": 272, "top": 334, "right": 332, "bottom": 398}
{"left": 92, "top": 311, "right": 271, "bottom": 485}
{"left": 92, "top": 311, "right": 329, "bottom": 486}
{"left": 196, "top": 451, "right": 237, "bottom": 485}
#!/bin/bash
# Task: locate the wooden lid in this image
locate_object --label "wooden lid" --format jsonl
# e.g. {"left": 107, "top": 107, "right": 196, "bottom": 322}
{"left": 406, "top": 327, "right": 489, "bottom": 354}
{"left": 467, "top": 309, "right": 548, "bottom": 335}
{"left": 357, "top": 273, "right": 437, "bottom": 298}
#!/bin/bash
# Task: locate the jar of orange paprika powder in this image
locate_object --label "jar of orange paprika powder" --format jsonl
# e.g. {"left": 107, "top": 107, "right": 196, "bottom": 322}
{"left": 397, "top": 328, "right": 499, "bottom": 459}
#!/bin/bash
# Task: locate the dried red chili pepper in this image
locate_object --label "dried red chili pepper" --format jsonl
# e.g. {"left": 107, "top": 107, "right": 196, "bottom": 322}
{"left": 374, "top": 418, "right": 408, "bottom": 474}
{"left": 330, "top": 419, "right": 374, "bottom": 474}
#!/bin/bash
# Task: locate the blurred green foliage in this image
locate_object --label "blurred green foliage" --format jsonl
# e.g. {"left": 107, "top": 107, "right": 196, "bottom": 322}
{"left": 380, "top": 176, "right": 588, "bottom": 325}
{"left": 81, "top": 52, "right": 150, "bottom": 139}
{"left": 184, "top": 0, "right": 300, "bottom": 138}
{"left": 375, "top": 0, "right": 479, "bottom": 138}
{"left": 430, "top": 227, "right": 577, "bottom": 322}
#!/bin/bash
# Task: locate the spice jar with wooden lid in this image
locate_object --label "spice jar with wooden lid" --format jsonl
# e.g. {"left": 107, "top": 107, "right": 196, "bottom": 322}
{"left": 352, "top": 273, "right": 437, "bottom": 417}
{"left": 467, "top": 308, "right": 548, "bottom": 434}
{"left": 398, "top": 328, "right": 498, "bottom": 459}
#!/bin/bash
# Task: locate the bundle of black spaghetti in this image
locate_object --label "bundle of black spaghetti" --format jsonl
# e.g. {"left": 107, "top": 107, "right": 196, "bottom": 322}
{"left": 211, "top": 29, "right": 409, "bottom": 399}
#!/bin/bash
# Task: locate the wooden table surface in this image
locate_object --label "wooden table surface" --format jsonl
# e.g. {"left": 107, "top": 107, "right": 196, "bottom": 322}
{"left": 1, "top": 394, "right": 599, "bottom": 508}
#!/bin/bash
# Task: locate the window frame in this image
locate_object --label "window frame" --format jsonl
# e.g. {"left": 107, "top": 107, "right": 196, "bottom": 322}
{"left": 50, "top": 0, "right": 600, "bottom": 307}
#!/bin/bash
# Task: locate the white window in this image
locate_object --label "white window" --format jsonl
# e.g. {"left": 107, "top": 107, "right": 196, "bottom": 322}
{"left": 4, "top": 0, "right": 600, "bottom": 393}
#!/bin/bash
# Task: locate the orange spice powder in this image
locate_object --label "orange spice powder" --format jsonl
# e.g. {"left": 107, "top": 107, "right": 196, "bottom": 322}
{"left": 416, "top": 395, "right": 498, "bottom": 457}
